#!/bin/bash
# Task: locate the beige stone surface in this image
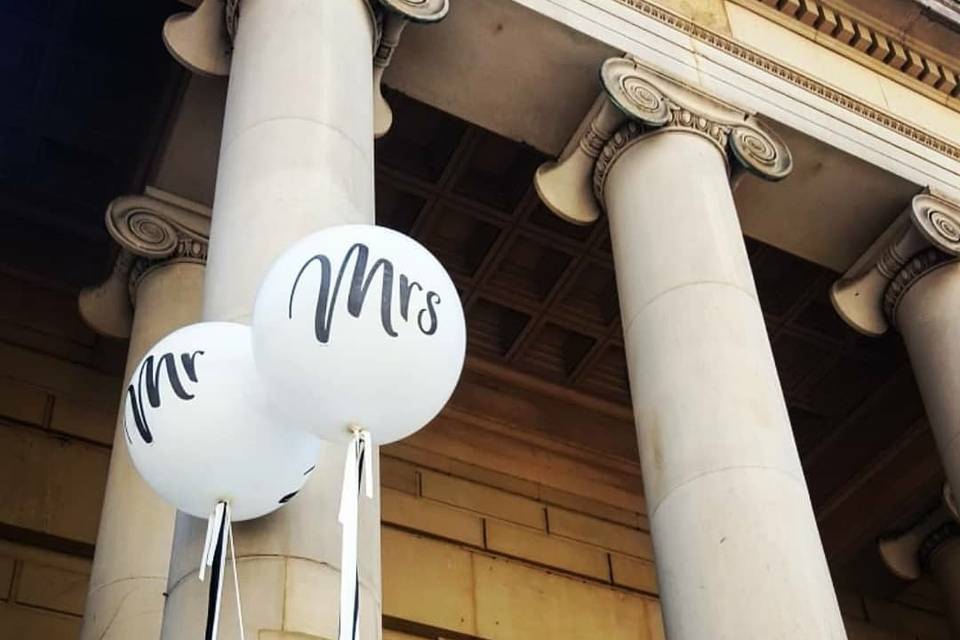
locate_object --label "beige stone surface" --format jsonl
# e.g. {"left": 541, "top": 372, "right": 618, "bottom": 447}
{"left": 484, "top": 520, "right": 610, "bottom": 580}
{"left": 380, "top": 456, "right": 419, "bottom": 496}
{"left": 0, "top": 343, "right": 118, "bottom": 412}
{"left": 16, "top": 562, "right": 88, "bottom": 616}
{"left": 0, "top": 605, "right": 80, "bottom": 640}
{"left": 0, "top": 426, "right": 107, "bottom": 544}
{"left": 382, "top": 528, "right": 477, "bottom": 634}
{"left": 473, "top": 554, "right": 649, "bottom": 640}
{"left": 48, "top": 397, "right": 115, "bottom": 446}
{"left": 0, "top": 556, "right": 12, "bottom": 600}
{"left": 652, "top": 0, "right": 730, "bottom": 33}
{"left": 644, "top": 599, "right": 666, "bottom": 640}
{"left": 420, "top": 470, "right": 546, "bottom": 530}
{"left": 0, "top": 378, "right": 48, "bottom": 426}
{"left": 444, "top": 457, "right": 541, "bottom": 499}
{"left": 610, "top": 554, "right": 659, "bottom": 594}
{"left": 382, "top": 489, "right": 485, "bottom": 547}
{"left": 282, "top": 558, "right": 381, "bottom": 640}
{"left": 540, "top": 485, "right": 643, "bottom": 528}
{"left": 547, "top": 506, "right": 652, "bottom": 559}
{"left": 405, "top": 418, "right": 644, "bottom": 513}
{"left": 0, "top": 543, "right": 92, "bottom": 640}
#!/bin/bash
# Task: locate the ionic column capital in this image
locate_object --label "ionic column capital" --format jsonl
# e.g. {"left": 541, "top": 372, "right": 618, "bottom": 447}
{"left": 534, "top": 56, "right": 793, "bottom": 225}
{"left": 372, "top": 0, "right": 449, "bottom": 138}
{"left": 78, "top": 190, "right": 210, "bottom": 339}
{"left": 831, "top": 191, "right": 960, "bottom": 336}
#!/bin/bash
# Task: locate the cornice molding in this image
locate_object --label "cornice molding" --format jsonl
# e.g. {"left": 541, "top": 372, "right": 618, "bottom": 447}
{"left": 78, "top": 192, "right": 211, "bottom": 339}
{"left": 535, "top": 56, "right": 792, "bottom": 225}
{"left": 831, "top": 190, "right": 960, "bottom": 336}
{"left": 609, "top": 0, "right": 960, "bottom": 164}
{"left": 731, "top": 0, "right": 960, "bottom": 104}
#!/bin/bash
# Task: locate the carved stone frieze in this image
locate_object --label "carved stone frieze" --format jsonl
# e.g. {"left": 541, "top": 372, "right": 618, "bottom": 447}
{"left": 831, "top": 191, "right": 960, "bottom": 336}
{"left": 78, "top": 192, "right": 211, "bottom": 339}
{"left": 535, "top": 55, "right": 792, "bottom": 225}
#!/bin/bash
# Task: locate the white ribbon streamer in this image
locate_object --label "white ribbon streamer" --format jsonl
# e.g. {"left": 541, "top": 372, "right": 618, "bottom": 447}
{"left": 338, "top": 427, "right": 374, "bottom": 640}
{"left": 227, "top": 503, "right": 246, "bottom": 640}
{"left": 202, "top": 502, "right": 228, "bottom": 640}
{"left": 199, "top": 501, "right": 245, "bottom": 640}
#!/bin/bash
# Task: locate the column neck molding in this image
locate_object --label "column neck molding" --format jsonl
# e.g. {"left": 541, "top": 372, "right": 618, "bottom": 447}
{"left": 920, "top": 522, "right": 960, "bottom": 568}
{"left": 163, "top": 0, "right": 387, "bottom": 77}
{"left": 832, "top": 191, "right": 960, "bottom": 335}
{"left": 78, "top": 192, "right": 211, "bottom": 339}
{"left": 162, "top": 0, "right": 447, "bottom": 138}
{"left": 878, "top": 484, "right": 960, "bottom": 580}
{"left": 534, "top": 56, "right": 793, "bottom": 226}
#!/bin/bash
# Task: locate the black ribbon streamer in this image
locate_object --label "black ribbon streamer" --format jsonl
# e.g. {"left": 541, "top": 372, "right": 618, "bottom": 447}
{"left": 204, "top": 503, "right": 229, "bottom": 640}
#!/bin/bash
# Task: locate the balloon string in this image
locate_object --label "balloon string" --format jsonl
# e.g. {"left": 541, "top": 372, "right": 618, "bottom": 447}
{"left": 203, "top": 501, "right": 228, "bottom": 640}
{"left": 337, "top": 427, "right": 373, "bottom": 640}
{"left": 227, "top": 504, "right": 246, "bottom": 640}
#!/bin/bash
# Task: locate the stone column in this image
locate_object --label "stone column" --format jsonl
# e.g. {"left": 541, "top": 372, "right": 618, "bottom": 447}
{"left": 832, "top": 193, "right": 960, "bottom": 504}
{"left": 158, "top": 0, "right": 443, "bottom": 637}
{"left": 535, "top": 57, "right": 847, "bottom": 639}
{"left": 832, "top": 190, "right": 960, "bottom": 627}
{"left": 78, "top": 191, "right": 209, "bottom": 640}
{"left": 842, "top": 193, "right": 960, "bottom": 488}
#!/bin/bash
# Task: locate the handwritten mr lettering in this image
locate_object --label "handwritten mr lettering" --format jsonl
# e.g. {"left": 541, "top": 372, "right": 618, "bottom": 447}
{"left": 288, "top": 242, "right": 442, "bottom": 344}
{"left": 125, "top": 351, "right": 204, "bottom": 444}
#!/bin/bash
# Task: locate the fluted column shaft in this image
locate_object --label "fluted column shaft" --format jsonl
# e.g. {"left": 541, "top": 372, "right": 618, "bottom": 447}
{"left": 80, "top": 194, "right": 208, "bottom": 640}
{"left": 160, "top": 1, "right": 381, "bottom": 638}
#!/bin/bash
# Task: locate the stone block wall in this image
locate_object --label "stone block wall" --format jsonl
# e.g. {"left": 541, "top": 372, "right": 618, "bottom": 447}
{"left": 0, "top": 271, "right": 122, "bottom": 639}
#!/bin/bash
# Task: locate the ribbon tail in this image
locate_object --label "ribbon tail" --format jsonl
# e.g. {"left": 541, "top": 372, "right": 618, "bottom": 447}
{"left": 361, "top": 431, "right": 374, "bottom": 500}
{"left": 204, "top": 501, "right": 229, "bottom": 640}
{"left": 337, "top": 434, "right": 362, "bottom": 640}
{"left": 226, "top": 504, "right": 246, "bottom": 640}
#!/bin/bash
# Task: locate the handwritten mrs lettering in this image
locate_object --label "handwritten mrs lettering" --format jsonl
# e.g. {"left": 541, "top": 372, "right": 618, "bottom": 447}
{"left": 288, "top": 242, "right": 441, "bottom": 344}
{"left": 125, "top": 351, "right": 204, "bottom": 444}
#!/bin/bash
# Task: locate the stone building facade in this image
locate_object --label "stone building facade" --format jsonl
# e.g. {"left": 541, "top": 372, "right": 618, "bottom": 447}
{"left": 1, "top": 0, "right": 959, "bottom": 639}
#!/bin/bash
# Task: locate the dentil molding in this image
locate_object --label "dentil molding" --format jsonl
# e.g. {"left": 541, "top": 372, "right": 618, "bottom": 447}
{"left": 732, "top": 0, "right": 960, "bottom": 104}
{"left": 831, "top": 190, "right": 960, "bottom": 336}
{"left": 534, "top": 56, "right": 793, "bottom": 225}
{"left": 78, "top": 191, "right": 211, "bottom": 339}
{"left": 607, "top": 0, "right": 960, "bottom": 165}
